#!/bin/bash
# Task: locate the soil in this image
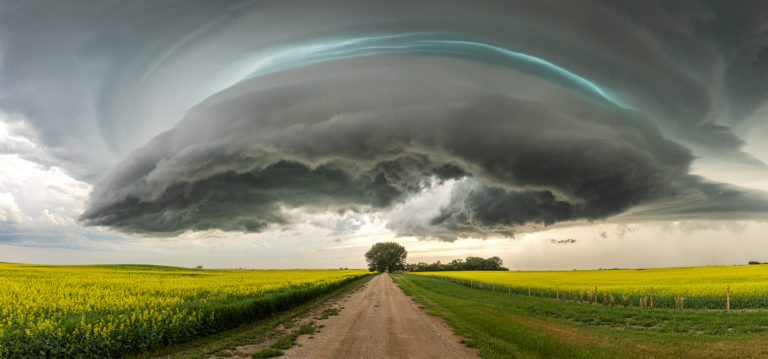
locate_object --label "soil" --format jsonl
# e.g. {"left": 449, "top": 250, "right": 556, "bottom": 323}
{"left": 282, "top": 273, "right": 477, "bottom": 359}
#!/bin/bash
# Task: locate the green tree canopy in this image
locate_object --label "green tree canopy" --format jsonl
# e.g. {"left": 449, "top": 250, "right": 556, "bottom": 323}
{"left": 365, "top": 242, "right": 407, "bottom": 272}
{"left": 406, "top": 256, "right": 508, "bottom": 271}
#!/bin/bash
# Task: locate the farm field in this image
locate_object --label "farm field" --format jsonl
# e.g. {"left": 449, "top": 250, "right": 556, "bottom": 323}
{"left": 0, "top": 263, "right": 369, "bottom": 358}
{"left": 393, "top": 273, "right": 768, "bottom": 358}
{"left": 412, "top": 264, "right": 768, "bottom": 309}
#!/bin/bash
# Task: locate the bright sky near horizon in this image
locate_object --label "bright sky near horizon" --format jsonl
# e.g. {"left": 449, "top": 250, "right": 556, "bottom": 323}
{"left": 1, "top": 0, "right": 768, "bottom": 269}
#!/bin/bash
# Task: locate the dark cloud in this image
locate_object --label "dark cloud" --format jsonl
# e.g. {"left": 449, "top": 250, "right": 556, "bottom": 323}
{"left": 3, "top": 0, "right": 768, "bottom": 181}
{"left": 82, "top": 158, "right": 432, "bottom": 235}
{"left": 550, "top": 239, "right": 577, "bottom": 245}
{"left": 425, "top": 183, "right": 573, "bottom": 240}
{"left": 2, "top": 0, "right": 767, "bottom": 241}
{"left": 81, "top": 56, "right": 768, "bottom": 239}
{"left": 0, "top": 222, "right": 122, "bottom": 250}
{"left": 700, "top": 0, "right": 768, "bottom": 126}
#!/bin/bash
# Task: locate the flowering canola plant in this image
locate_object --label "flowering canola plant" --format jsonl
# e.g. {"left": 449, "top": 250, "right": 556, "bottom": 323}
{"left": 413, "top": 264, "right": 768, "bottom": 310}
{"left": 0, "top": 263, "right": 368, "bottom": 358}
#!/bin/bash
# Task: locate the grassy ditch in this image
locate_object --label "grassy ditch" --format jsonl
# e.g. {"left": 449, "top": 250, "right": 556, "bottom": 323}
{"left": 392, "top": 273, "right": 768, "bottom": 359}
{"left": 139, "top": 273, "right": 373, "bottom": 359}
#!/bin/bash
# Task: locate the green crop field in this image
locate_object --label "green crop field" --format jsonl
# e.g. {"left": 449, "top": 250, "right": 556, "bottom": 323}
{"left": 412, "top": 264, "right": 768, "bottom": 309}
{"left": 0, "top": 263, "right": 369, "bottom": 358}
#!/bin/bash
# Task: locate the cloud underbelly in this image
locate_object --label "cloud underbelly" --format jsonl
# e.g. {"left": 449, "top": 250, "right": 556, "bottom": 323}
{"left": 80, "top": 54, "right": 768, "bottom": 239}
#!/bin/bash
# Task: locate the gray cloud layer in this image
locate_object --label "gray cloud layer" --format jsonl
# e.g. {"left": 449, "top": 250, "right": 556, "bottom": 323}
{"left": 2, "top": 0, "right": 767, "bottom": 176}
{"left": 2, "top": 0, "right": 767, "bottom": 240}
{"left": 81, "top": 57, "right": 768, "bottom": 238}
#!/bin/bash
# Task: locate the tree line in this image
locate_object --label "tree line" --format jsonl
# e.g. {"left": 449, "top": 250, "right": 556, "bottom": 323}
{"left": 406, "top": 256, "right": 508, "bottom": 272}
{"left": 364, "top": 242, "right": 509, "bottom": 273}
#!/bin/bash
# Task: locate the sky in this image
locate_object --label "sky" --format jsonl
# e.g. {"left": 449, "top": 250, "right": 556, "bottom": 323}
{"left": 1, "top": 0, "right": 768, "bottom": 269}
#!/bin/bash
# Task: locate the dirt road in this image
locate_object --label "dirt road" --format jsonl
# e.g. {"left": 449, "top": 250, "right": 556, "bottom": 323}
{"left": 283, "top": 273, "right": 477, "bottom": 359}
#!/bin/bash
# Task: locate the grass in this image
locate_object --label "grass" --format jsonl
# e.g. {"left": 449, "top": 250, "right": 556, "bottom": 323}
{"left": 269, "top": 322, "right": 317, "bottom": 350}
{"left": 314, "top": 307, "right": 341, "bottom": 320}
{"left": 412, "top": 265, "right": 768, "bottom": 309}
{"left": 142, "top": 273, "right": 375, "bottom": 359}
{"left": 391, "top": 273, "right": 768, "bottom": 358}
{"left": 252, "top": 348, "right": 283, "bottom": 358}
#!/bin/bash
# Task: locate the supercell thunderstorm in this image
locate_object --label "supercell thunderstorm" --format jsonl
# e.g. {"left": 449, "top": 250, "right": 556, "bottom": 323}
{"left": 3, "top": 0, "right": 767, "bottom": 240}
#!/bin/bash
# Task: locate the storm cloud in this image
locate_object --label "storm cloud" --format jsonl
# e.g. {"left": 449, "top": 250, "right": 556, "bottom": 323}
{"left": 2, "top": 0, "right": 768, "bottom": 241}
{"left": 81, "top": 55, "right": 768, "bottom": 238}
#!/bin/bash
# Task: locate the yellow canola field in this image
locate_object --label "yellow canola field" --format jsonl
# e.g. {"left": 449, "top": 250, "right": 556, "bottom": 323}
{"left": 0, "top": 263, "right": 368, "bottom": 357}
{"left": 412, "top": 265, "right": 768, "bottom": 308}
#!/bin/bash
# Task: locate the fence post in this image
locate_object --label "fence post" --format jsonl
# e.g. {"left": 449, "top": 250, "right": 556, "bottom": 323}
{"left": 470, "top": 280, "right": 473, "bottom": 288}
{"left": 727, "top": 285, "right": 730, "bottom": 312}
{"left": 508, "top": 286, "right": 511, "bottom": 294}
{"left": 650, "top": 287, "right": 653, "bottom": 309}
{"left": 480, "top": 282, "right": 483, "bottom": 290}
{"left": 594, "top": 286, "right": 597, "bottom": 304}
{"left": 556, "top": 286, "right": 559, "bottom": 300}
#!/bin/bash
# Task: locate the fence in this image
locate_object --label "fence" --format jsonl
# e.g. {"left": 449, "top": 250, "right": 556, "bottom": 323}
{"left": 421, "top": 275, "right": 745, "bottom": 311}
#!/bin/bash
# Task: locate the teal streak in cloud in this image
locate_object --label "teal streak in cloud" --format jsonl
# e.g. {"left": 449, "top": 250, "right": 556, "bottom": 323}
{"left": 201, "top": 33, "right": 628, "bottom": 109}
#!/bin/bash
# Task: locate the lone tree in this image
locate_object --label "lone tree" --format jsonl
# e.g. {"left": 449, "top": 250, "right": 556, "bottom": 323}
{"left": 365, "top": 242, "right": 407, "bottom": 272}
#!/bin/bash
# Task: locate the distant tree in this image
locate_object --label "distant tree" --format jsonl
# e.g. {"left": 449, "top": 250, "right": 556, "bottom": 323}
{"left": 406, "top": 256, "right": 508, "bottom": 272}
{"left": 487, "top": 256, "right": 504, "bottom": 269}
{"left": 449, "top": 258, "right": 464, "bottom": 270}
{"left": 365, "top": 242, "right": 407, "bottom": 272}
{"left": 749, "top": 261, "right": 762, "bottom": 265}
{"left": 465, "top": 256, "right": 485, "bottom": 270}
{"left": 195, "top": 265, "right": 203, "bottom": 269}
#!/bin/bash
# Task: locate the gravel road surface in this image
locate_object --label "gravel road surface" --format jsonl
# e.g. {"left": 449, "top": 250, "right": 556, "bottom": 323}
{"left": 283, "top": 273, "right": 477, "bottom": 359}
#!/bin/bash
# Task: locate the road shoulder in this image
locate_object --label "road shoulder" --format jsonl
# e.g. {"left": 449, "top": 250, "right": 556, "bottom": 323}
{"left": 141, "top": 274, "right": 375, "bottom": 359}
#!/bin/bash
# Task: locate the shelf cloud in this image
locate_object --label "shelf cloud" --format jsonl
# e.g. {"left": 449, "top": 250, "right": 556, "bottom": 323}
{"left": 81, "top": 55, "right": 768, "bottom": 239}
{"left": 2, "top": 0, "right": 768, "bottom": 242}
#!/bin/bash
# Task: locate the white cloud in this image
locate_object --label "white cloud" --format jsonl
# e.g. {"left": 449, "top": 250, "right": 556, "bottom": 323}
{"left": 0, "top": 153, "right": 90, "bottom": 226}
{"left": 0, "top": 114, "right": 56, "bottom": 166}
{"left": 0, "top": 114, "right": 91, "bottom": 228}
{"left": 380, "top": 179, "right": 456, "bottom": 238}
{"left": 0, "top": 192, "right": 25, "bottom": 223}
